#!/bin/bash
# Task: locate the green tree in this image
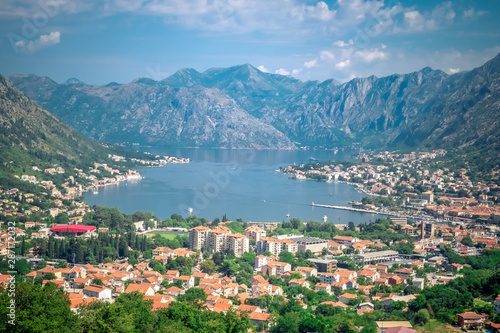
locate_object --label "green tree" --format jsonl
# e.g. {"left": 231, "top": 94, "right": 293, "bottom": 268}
{"left": 180, "top": 288, "right": 207, "bottom": 304}
{"left": 0, "top": 281, "right": 77, "bottom": 332}
{"left": 415, "top": 308, "right": 430, "bottom": 325}
{"left": 92, "top": 277, "right": 104, "bottom": 285}
{"left": 143, "top": 250, "right": 152, "bottom": 260}
{"left": 200, "top": 259, "right": 218, "bottom": 275}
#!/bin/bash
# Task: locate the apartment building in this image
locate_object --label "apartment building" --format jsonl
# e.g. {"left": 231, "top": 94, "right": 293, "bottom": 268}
{"left": 189, "top": 225, "right": 210, "bottom": 250}
{"left": 226, "top": 233, "right": 250, "bottom": 257}
{"left": 189, "top": 225, "right": 249, "bottom": 257}
{"left": 245, "top": 226, "right": 266, "bottom": 243}
{"left": 256, "top": 237, "right": 298, "bottom": 256}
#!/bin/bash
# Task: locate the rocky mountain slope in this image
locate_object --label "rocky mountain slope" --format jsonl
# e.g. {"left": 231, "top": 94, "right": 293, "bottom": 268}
{"left": 0, "top": 75, "right": 153, "bottom": 174}
{"left": 9, "top": 53, "right": 500, "bottom": 150}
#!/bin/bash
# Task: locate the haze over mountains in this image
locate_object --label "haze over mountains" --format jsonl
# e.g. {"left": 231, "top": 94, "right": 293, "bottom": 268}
{"left": 9, "top": 53, "right": 500, "bottom": 150}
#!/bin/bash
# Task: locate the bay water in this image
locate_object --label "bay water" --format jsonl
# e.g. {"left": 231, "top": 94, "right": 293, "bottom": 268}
{"left": 84, "top": 148, "right": 382, "bottom": 224}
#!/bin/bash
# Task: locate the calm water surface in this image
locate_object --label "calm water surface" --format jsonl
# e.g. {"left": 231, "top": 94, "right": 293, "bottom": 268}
{"left": 84, "top": 148, "right": 382, "bottom": 224}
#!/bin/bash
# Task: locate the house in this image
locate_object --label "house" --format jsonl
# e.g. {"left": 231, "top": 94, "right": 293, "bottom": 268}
{"left": 383, "top": 295, "right": 416, "bottom": 310}
{"left": 73, "top": 278, "right": 91, "bottom": 288}
{"left": 319, "top": 272, "right": 339, "bottom": 284}
{"left": 174, "top": 275, "right": 195, "bottom": 289}
{"left": 261, "top": 262, "right": 291, "bottom": 276}
{"left": 248, "top": 312, "right": 271, "bottom": 326}
{"left": 457, "top": 312, "right": 486, "bottom": 328}
{"left": 289, "top": 279, "right": 309, "bottom": 288}
{"left": 331, "top": 281, "right": 348, "bottom": 291}
{"left": 237, "top": 304, "right": 263, "bottom": 314}
{"left": 315, "top": 283, "right": 331, "bottom": 293}
{"left": 388, "top": 276, "right": 404, "bottom": 285}
{"left": 337, "top": 293, "right": 357, "bottom": 304}
{"left": 337, "top": 269, "right": 357, "bottom": 281}
{"left": 333, "top": 235, "right": 359, "bottom": 246}
{"left": 358, "top": 269, "right": 380, "bottom": 282}
{"left": 296, "top": 266, "right": 318, "bottom": 277}
{"left": 213, "top": 298, "right": 233, "bottom": 313}
{"left": 394, "top": 268, "right": 415, "bottom": 279}
{"left": 152, "top": 247, "right": 173, "bottom": 257}
{"left": 83, "top": 284, "right": 112, "bottom": 300}
{"left": 164, "top": 286, "right": 183, "bottom": 297}
{"left": 359, "top": 302, "right": 374, "bottom": 310}
{"left": 125, "top": 283, "right": 156, "bottom": 296}
{"left": 412, "top": 278, "right": 425, "bottom": 289}
{"left": 320, "top": 301, "right": 348, "bottom": 310}
{"left": 345, "top": 280, "right": 358, "bottom": 290}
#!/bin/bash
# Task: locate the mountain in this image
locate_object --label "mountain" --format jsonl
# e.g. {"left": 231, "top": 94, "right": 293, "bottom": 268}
{"left": 9, "top": 65, "right": 298, "bottom": 149}
{"left": 0, "top": 75, "right": 152, "bottom": 176}
{"left": 9, "top": 55, "right": 500, "bottom": 150}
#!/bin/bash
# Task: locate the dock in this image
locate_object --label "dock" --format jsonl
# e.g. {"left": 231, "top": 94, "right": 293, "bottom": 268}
{"left": 311, "top": 202, "right": 400, "bottom": 216}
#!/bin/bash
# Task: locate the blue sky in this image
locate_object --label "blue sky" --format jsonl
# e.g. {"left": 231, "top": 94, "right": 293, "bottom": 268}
{"left": 1, "top": 0, "right": 499, "bottom": 84}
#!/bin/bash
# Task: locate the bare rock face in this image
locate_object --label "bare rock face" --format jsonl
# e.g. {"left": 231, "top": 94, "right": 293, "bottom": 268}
{"left": 9, "top": 53, "right": 500, "bottom": 150}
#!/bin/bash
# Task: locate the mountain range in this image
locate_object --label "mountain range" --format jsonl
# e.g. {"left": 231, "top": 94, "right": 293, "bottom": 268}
{"left": 9, "top": 53, "right": 500, "bottom": 150}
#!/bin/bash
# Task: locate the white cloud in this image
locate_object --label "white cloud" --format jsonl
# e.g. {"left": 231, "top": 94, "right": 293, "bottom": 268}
{"left": 335, "top": 59, "right": 350, "bottom": 70}
{"left": 399, "top": 2, "right": 455, "bottom": 33}
{"left": 448, "top": 68, "right": 460, "bottom": 74}
{"left": 404, "top": 11, "right": 425, "bottom": 31}
{"left": 275, "top": 68, "right": 290, "bottom": 76}
{"left": 354, "top": 48, "right": 387, "bottom": 63}
{"left": 463, "top": 8, "right": 487, "bottom": 20}
{"left": 319, "top": 50, "right": 334, "bottom": 60}
{"left": 257, "top": 65, "right": 269, "bottom": 73}
{"left": 15, "top": 31, "right": 60, "bottom": 53}
{"left": 304, "top": 59, "right": 318, "bottom": 68}
{"left": 303, "top": 1, "right": 336, "bottom": 21}
{"left": 292, "top": 69, "right": 303, "bottom": 75}
{"left": 333, "top": 39, "right": 353, "bottom": 48}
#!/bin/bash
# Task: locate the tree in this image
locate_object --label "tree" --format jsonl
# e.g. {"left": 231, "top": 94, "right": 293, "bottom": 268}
{"left": 143, "top": 250, "right": 152, "bottom": 260}
{"left": 415, "top": 308, "right": 430, "bottom": 325}
{"left": 290, "top": 218, "right": 304, "bottom": 230}
{"left": 181, "top": 288, "right": 207, "bottom": 304}
{"left": 270, "top": 311, "right": 300, "bottom": 333}
{"left": 55, "top": 260, "right": 68, "bottom": 268}
{"left": 461, "top": 236, "right": 474, "bottom": 247}
{"left": 0, "top": 281, "right": 77, "bottom": 332}
{"left": 44, "top": 272, "right": 57, "bottom": 280}
{"left": 220, "top": 260, "right": 239, "bottom": 277}
{"left": 348, "top": 221, "right": 355, "bottom": 231}
{"left": 200, "top": 259, "right": 218, "bottom": 275}
{"left": 92, "top": 277, "right": 103, "bottom": 285}
{"left": 213, "top": 252, "right": 224, "bottom": 266}
{"left": 20, "top": 236, "right": 26, "bottom": 256}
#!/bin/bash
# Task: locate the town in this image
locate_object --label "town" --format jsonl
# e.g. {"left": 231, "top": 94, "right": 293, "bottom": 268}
{"left": 1, "top": 148, "right": 500, "bottom": 332}
{"left": 282, "top": 149, "right": 500, "bottom": 226}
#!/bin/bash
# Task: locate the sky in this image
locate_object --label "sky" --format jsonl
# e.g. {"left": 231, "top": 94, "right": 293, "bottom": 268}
{"left": 1, "top": 0, "right": 499, "bottom": 85}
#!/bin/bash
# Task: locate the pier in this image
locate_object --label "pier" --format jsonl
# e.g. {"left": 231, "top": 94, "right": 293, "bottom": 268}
{"left": 311, "top": 202, "right": 400, "bottom": 216}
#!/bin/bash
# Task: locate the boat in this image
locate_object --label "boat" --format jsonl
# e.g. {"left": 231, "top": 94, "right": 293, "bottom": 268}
{"left": 286, "top": 213, "right": 290, "bottom": 218}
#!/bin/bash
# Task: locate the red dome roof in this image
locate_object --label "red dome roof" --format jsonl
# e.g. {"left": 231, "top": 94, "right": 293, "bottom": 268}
{"left": 50, "top": 225, "right": 96, "bottom": 233}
